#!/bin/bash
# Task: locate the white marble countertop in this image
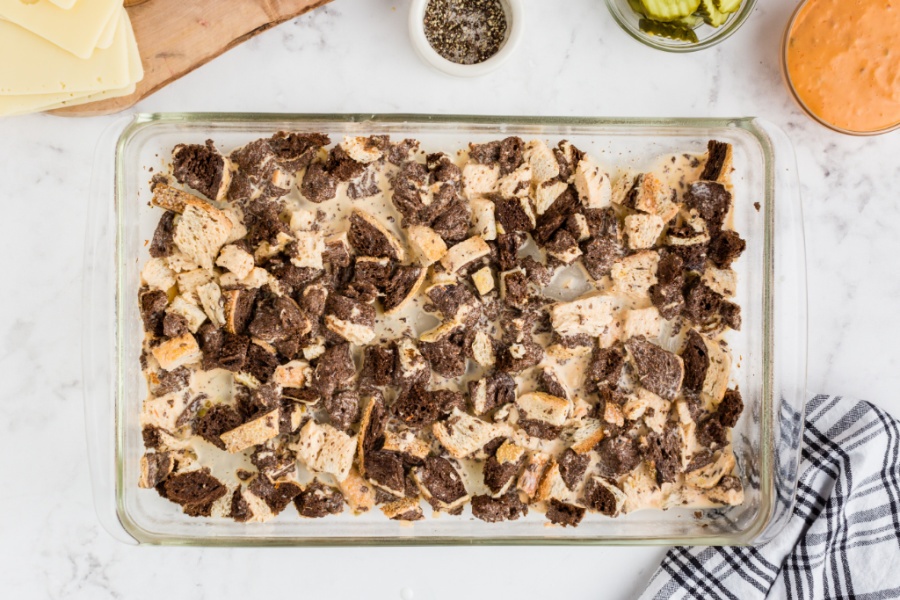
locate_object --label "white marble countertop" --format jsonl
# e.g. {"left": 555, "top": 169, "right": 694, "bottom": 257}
{"left": 1, "top": 0, "right": 898, "bottom": 597}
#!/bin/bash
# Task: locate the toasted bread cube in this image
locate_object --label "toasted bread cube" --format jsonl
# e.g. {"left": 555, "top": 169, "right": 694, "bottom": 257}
{"left": 341, "top": 136, "right": 384, "bottom": 164}
{"left": 273, "top": 360, "right": 312, "bottom": 388}
{"left": 196, "top": 281, "right": 225, "bottom": 328}
{"left": 151, "top": 332, "right": 201, "bottom": 370}
{"left": 173, "top": 202, "right": 233, "bottom": 271}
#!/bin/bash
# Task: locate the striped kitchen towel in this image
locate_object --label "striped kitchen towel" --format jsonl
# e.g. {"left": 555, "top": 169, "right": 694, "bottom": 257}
{"left": 640, "top": 395, "right": 900, "bottom": 600}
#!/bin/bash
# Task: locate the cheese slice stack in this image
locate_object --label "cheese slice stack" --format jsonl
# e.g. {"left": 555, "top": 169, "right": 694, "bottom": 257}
{"left": 0, "top": 0, "right": 143, "bottom": 117}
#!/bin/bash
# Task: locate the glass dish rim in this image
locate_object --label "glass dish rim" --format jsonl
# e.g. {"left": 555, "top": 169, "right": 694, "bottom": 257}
{"left": 603, "top": 0, "right": 758, "bottom": 53}
{"left": 780, "top": 0, "right": 900, "bottom": 137}
{"left": 111, "top": 113, "right": 791, "bottom": 546}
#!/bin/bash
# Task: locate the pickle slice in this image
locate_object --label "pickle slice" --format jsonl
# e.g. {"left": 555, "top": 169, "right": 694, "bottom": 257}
{"left": 639, "top": 0, "right": 701, "bottom": 22}
{"left": 697, "top": 0, "right": 729, "bottom": 26}
{"left": 628, "top": 0, "right": 646, "bottom": 15}
{"left": 673, "top": 13, "right": 703, "bottom": 28}
{"left": 638, "top": 18, "right": 700, "bottom": 42}
{"left": 714, "top": 0, "right": 742, "bottom": 14}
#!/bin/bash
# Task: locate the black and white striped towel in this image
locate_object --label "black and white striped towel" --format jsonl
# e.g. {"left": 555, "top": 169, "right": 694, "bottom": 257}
{"left": 640, "top": 395, "right": 900, "bottom": 600}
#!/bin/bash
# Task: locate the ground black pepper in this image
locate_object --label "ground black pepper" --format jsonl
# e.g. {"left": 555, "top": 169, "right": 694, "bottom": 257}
{"left": 423, "top": 0, "right": 508, "bottom": 65}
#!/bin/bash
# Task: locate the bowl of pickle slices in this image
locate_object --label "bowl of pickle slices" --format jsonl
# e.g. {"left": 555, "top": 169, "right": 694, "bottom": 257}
{"left": 605, "top": 0, "right": 756, "bottom": 51}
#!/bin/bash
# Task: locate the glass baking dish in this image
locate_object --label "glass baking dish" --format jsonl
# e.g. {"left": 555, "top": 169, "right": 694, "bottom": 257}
{"left": 84, "top": 113, "right": 807, "bottom": 546}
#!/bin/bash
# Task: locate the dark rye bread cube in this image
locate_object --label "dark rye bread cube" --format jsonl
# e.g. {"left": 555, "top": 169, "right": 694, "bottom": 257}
{"left": 392, "top": 384, "right": 440, "bottom": 429}
{"left": 222, "top": 288, "right": 258, "bottom": 336}
{"left": 650, "top": 251, "right": 686, "bottom": 320}
{"left": 312, "top": 343, "right": 356, "bottom": 399}
{"left": 645, "top": 427, "right": 683, "bottom": 485}
{"left": 546, "top": 499, "right": 585, "bottom": 527}
{"left": 419, "top": 331, "right": 466, "bottom": 378}
{"left": 681, "top": 329, "right": 710, "bottom": 393}
{"left": 708, "top": 230, "right": 746, "bottom": 269}
{"left": 267, "top": 131, "right": 330, "bottom": 172}
{"left": 533, "top": 187, "right": 578, "bottom": 245}
{"left": 482, "top": 443, "right": 525, "bottom": 495}
{"left": 699, "top": 140, "right": 733, "bottom": 183}
{"left": 162, "top": 312, "right": 190, "bottom": 339}
{"left": 172, "top": 141, "right": 229, "bottom": 201}
{"left": 295, "top": 480, "right": 345, "bottom": 518}
{"left": 139, "top": 288, "right": 168, "bottom": 338}
{"left": 431, "top": 197, "right": 471, "bottom": 244}
{"left": 301, "top": 162, "right": 338, "bottom": 203}
{"left": 468, "top": 136, "right": 525, "bottom": 176}
{"left": 390, "top": 161, "right": 430, "bottom": 227}
{"left": 324, "top": 390, "right": 360, "bottom": 432}
{"left": 684, "top": 181, "right": 732, "bottom": 234}
{"left": 583, "top": 478, "right": 619, "bottom": 516}
{"left": 471, "top": 492, "right": 528, "bottom": 523}
{"left": 558, "top": 448, "right": 590, "bottom": 490}
{"left": 248, "top": 475, "right": 303, "bottom": 515}
{"left": 494, "top": 196, "right": 534, "bottom": 234}
{"left": 587, "top": 345, "right": 625, "bottom": 390}
{"left": 361, "top": 345, "right": 395, "bottom": 387}
{"left": 364, "top": 450, "right": 407, "bottom": 497}
{"left": 683, "top": 280, "right": 742, "bottom": 331}
{"left": 382, "top": 265, "right": 424, "bottom": 314}
{"left": 595, "top": 435, "right": 642, "bottom": 478}
{"left": 161, "top": 469, "right": 228, "bottom": 517}
{"left": 195, "top": 405, "right": 243, "bottom": 450}
{"left": 416, "top": 456, "right": 468, "bottom": 510}
{"left": 625, "top": 337, "right": 684, "bottom": 401}
{"left": 149, "top": 211, "right": 177, "bottom": 258}
{"left": 347, "top": 211, "right": 403, "bottom": 261}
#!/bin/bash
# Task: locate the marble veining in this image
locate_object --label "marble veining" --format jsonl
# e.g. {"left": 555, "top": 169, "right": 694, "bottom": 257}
{"left": 0, "top": 0, "right": 898, "bottom": 598}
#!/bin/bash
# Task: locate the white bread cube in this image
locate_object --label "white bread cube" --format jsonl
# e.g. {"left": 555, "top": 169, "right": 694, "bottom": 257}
{"left": 497, "top": 163, "right": 533, "bottom": 198}
{"left": 623, "top": 306, "right": 662, "bottom": 339}
{"left": 569, "top": 213, "right": 591, "bottom": 241}
{"left": 196, "top": 281, "right": 225, "bottom": 328}
{"left": 341, "top": 136, "right": 384, "bottom": 164}
{"left": 469, "top": 198, "right": 497, "bottom": 241}
{"left": 339, "top": 468, "right": 377, "bottom": 514}
{"left": 462, "top": 163, "right": 500, "bottom": 200}
{"left": 611, "top": 251, "right": 659, "bottom": 299}
{"left": 289, "top": 208, "right": 318, "bottom": 232}
{"left": 702, "top": 267, "right": 737, "bottom": 298}
{"left": 549, "top": 293, "right": 615, "bottom": 337}
{"left": 220, "top": 408, "right": 280, "bottom": 453}
{"left": 574, "top": 158, "right": 612, "bottom": 209}
{"left": 407, "top": 225, "right": 448, "bottom": 266}
{"left": 290, "top": 231, "right": 325, "bottom": 270}
{"left": 176, "top": 268, "right": 214, "bottom": 300}
{"left": 293, "top": 419, "right": 357, "bottom": 482}
{"left": 440, "top": 235, "right": 491, "bottom": 274}
{"left": 471, "top": 266, "right": 495, "bottom": 295}
{"left": 141, "top": 258, "right": 176, "bottom": 291}
{"left": 524, "top": 139, "right": 559, "bottom": 184}
{"left": 216, "top": 244, "right": 254, "bottom": 279}
{"left": 166, "top": 295, "right": 208, "bottom": 333}
{"left": 624, "top": 213, "right": 666, "bottom": 250}
{"left": 273, "top": 360, "right": 312, "bottom": 388}
{"left": 516, "top": 392, "right": 572, "bottom": 427}
{"left": 433, "top": 407, "right": 501, "bottom": 459}
{"left": 173, "top": 203, "right": 233, "bottom": 271}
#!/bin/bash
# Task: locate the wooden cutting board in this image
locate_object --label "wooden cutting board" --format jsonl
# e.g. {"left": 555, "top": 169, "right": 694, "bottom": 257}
{"left": 52, "top": 0, "right": 332, "bottom": 117}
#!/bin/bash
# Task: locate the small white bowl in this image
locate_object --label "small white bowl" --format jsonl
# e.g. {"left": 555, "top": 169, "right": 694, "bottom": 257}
{"left": 408, "top": 0, "right": 524, "bottom": 77}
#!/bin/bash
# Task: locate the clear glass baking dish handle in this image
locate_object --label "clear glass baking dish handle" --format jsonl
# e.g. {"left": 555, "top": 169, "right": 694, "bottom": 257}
{"left": 83, "top": 115, "right": 138, "bottom": 545}
{"left": 751, "top": 117, "right": 808, "bottom": 544}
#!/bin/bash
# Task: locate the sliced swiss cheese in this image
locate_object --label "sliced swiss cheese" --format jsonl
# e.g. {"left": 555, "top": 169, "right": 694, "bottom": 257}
{"left": 0, "top": 0, "right": 123, "bottom": 59}
{"left": 95, "top": 5, "right": 122, "bottom": 50}
{"left": 0, "top": 17, "right": 131, "bottom": 95}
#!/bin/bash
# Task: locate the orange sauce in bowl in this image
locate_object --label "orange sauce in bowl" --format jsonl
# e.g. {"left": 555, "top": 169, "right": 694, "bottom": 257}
{"left": 785, "top": 0, "right": 900, "bottom": 134}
